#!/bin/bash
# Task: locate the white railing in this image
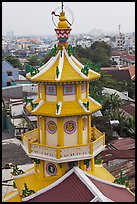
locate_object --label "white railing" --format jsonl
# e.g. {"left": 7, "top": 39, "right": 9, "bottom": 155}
{"left": 22, "top": 137, "right": 29, "bottom": 153}
{"left": 31, "top": 144, "right": 56, "bottom": 158}
{"left": 93, "top": 127, "right": 104, "bottom": 140}
{"left": 22, "top": 127, "right": 105, "bottom": 161}
{"left": 60, "top": 145, "right": 90, "bottom": 158}
{"left": 93, "top": 136, "right": 104, "bottom": 152}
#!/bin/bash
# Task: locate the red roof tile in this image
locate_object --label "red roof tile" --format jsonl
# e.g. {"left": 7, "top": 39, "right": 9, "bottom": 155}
{"left": 101, "top": 65, "right": 135, "bottom": 81}
{"left": 23, "top": 166, "right": 135, "bottom": 202}
{"left": 101, "top": 149, "right": 135, "bottom": 163}
{"left": 27, "top": 173, "right": 95, "bottom": 202}
{"left": 121, "top": 103, "right": 135, "bottom": 117}
{"left": 88, "top": 176, "right": 135, "bottom": 202}
{"left": 110, "top": 137, "right": 135, "bottom": 150}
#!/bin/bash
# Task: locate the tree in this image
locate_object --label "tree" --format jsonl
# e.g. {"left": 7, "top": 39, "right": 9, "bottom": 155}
{"left": 4, "top": 54, "right": 22, "bottom": 69}
{"left": 27, "top": 55, "right": 39, "bottom": 66}
{"left": 41, "top": 52, "right": 51, "bottom": 64}
{"left": 73, "top": 41, "right": 111, "bottom": 67}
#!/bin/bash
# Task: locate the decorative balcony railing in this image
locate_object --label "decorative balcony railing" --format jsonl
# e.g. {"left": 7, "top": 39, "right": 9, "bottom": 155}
{"left": 22, "top": 126, "right": 105, "bottom": 163}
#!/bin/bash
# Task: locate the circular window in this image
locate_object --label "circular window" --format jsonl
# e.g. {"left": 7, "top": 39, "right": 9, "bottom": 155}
{"left": 46, "top": 121, "right": 57, "bottom": 134}
{"left": 46, "top": 163, "right": 57, "bottom": 176}
{"left": 82, "top": 117, "right": 87, "bottom": 130}
{"left": 64, "top": 121, "right": 76, "bottom": 134}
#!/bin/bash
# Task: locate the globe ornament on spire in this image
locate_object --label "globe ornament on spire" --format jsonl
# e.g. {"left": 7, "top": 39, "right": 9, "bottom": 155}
{"left": 51, "top": 2, "right": 74, "bottom": 49}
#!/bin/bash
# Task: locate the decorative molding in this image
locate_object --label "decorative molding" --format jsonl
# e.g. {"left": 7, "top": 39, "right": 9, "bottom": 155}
{"left": 56, "top": 101, "right": 62, "bottom": 115}
{"left": 88, "top": 96, "right": 102, "bottom": 107}
{"left": 31, "top": 51, "right": 60, "bottom": 79}
{"left": 55, "top": 48, "right": 64, "bottom": 80}
{"left": 2, "top": 191, "right": 19, "bottom": 202}
{"left": 78, "top": 99, "right": 90, "bottom": 112}
{"left": 64, "top": 49, "right": 88, "bottom": 79}
{"left": 46, "top": 121, "right": 57, "bottom": 134}
{"left": 13, "top": 170, "right": 35, "bottom": 179}
{"left": 31, "top": 100, "right": 44, "bottom": 113}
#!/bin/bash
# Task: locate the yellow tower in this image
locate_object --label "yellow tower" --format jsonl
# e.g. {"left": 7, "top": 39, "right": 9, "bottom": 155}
{"left": 3, "top": 3, "right": 122, "bottom": 202}
{"left": 21, "top": 4, "right": 105, "bottom": 179}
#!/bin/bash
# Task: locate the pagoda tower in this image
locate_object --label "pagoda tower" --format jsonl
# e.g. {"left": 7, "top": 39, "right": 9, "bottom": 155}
{"left": 21, "top": 3, "right": 104, "bottom": 178}
{"left": 3, "top": 3, "right": 135, "bottom": 202}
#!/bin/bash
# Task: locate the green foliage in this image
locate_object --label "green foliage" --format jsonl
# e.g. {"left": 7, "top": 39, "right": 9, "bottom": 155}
{"left": 56, "top": 67, "right": 60, "bottom": 78}
{"left": 30, "top": 102, "right": 39, "bottom": 110}
{"left": 73, "top": 41, "right": 111, "bottom": 67}
{"left": 50, "top": 44, "right": 57, "bottom": 57}
{"left": 59, "top": 163, "right": 62, "bottom": 168}
{"left": 27, "top": 55, "right": 39, "bottom": 66}
{"left": 10, "top": 164, "right": 24, "bottom": 176}
{"left": 41, "top": 52, "right": 51, "bottom": 64}
{"left": 67, "top": 44, "right": 74, "bottom": 56}
{"left": 13, "top": 182, "right": 17, "bottom": 189}
{"left": 31, "top": 158, "right": 40, "bottom": 164}
{"left": 38, "top": 61, "right": 44, "bottom": 67}
{"left": 25, "top": 64, "right": 39, "bottom": 76}
{"left": 69, "top": 161, "right": 78, "bottom": 167}
{"left": 56, "top": 103, "right": 60, "bottom": 113}
{"left": 114, "top": 171, "right": 129, "bottom": 187}
{"left": 24, "top": 97, "right": 34, "bottom": 104}
{"left": 84, "top": 159, "right": 90, "bottom": 167}
{"left": 95, "top": 154, "right": 103, "bottom": 164}
{"left": 4, "top": 54, "right": 22, "bottom": 69}
{"left": 83, "top": 101, "right": 89, "bottom": 110}
{"left": 22, "top": 183, "right": 35, "bottom": 197}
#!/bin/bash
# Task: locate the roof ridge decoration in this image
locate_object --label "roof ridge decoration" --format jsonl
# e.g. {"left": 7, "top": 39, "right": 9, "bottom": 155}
{"left": 73, "top": 167, "right": 113, "bottom": 202}
{"left": 64, "top": 49, "right": 88, "bottom": 79}
{"left": 55, "top": 47, "right": 65, "bottom": 80}
{"left": 30, "top": 51, "right": 60, "bottom": 80}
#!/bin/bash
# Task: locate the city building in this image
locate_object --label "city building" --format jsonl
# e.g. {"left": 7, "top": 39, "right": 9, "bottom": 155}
{"left": 2, "top": 3, "right": 134, "bottom": 202}
{"left": 2, "top": 60, "right": 19, "bottom": 87}
{"left": 111, "top": 50, "right": 135, "bottom": 67}
{"left": 101, "top": 64, "right": 135, "bottom": 81}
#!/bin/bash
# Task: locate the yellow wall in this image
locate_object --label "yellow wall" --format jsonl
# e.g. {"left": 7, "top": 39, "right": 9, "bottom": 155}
{"left": 64, "top": 116, "right": 78, "bottom": 146}
{"left": 82, "top": 116, "right": 88, "bottom": 144}
{"left": 46, "top": 118, "right": 58, "bottom": 146}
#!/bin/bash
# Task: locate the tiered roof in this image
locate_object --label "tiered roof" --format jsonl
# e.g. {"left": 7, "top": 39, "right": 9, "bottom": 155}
{"left": 26, "top": 48, "right": 100, "bottom": 83}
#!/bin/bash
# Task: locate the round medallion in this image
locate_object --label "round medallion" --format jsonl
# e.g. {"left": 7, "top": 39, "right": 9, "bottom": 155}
{"left": 46, "top": 163, "right": 57, "bottom": 176}
{"left": 46, "top": 121, "right": 57, "bottom": 134}
{"left": 64, "top": 120, "right": 76, "bottom": 134}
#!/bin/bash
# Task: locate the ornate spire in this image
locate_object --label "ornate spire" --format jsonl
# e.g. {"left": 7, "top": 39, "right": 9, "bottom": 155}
{"left": 51, "top": 2, "right": 72, "bottom": 49}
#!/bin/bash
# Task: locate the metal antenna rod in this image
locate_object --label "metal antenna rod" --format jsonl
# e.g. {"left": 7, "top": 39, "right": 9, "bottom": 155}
{"left": 61, "top": 2, "right": 64, "bottom": 12}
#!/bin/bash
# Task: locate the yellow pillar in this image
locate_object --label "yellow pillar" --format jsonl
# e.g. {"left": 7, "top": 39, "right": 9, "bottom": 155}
{"left": 41, "top": 83, "right": 46, "bottom": 101}
{"left": 38, "top": 83, "right": 40, "bottom": 99}
{"left": 37, "top": 116, "right": 40, "bottom": 143}
{"left": 41, "top": 116, "right": 46, "bottom": 144}
{"left": 91, "top": 158, "right": 95, "bottom": 172}
{"left": 57, "top": 118, "right": 64, "bottom": 146}
{"left": 86, "top": 82, "right": 89, "bottom": 98}
{"left": 57, "top": 85, "right": 63, "bottom": 101}
{"left": 39, "top": 160, "right": 44, "bottom": 179}
{"left": 88, "top": 115, "right": 91, "bottom": 142}
{"left": 77, "top": 116, "right": 83, "bottom": 144}
{"left": 80, "top": 160, "right": 86, "bottom": 171}
{"left": 76, "top": 83, "right": 81, "bottom": 100}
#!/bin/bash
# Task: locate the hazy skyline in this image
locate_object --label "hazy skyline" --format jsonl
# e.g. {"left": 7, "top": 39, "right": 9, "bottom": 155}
{"left": 2, "top": 2, "right": 135, "bottom": 36}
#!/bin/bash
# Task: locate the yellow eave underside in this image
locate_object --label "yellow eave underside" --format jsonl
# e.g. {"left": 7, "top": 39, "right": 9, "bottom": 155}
{"left": 26, "top": 98, "right": 102, "bottom": 117}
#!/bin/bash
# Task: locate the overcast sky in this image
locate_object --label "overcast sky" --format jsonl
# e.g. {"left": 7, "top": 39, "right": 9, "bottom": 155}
{"left": 2, "top": 2, "right": 135, "bottom": 36}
